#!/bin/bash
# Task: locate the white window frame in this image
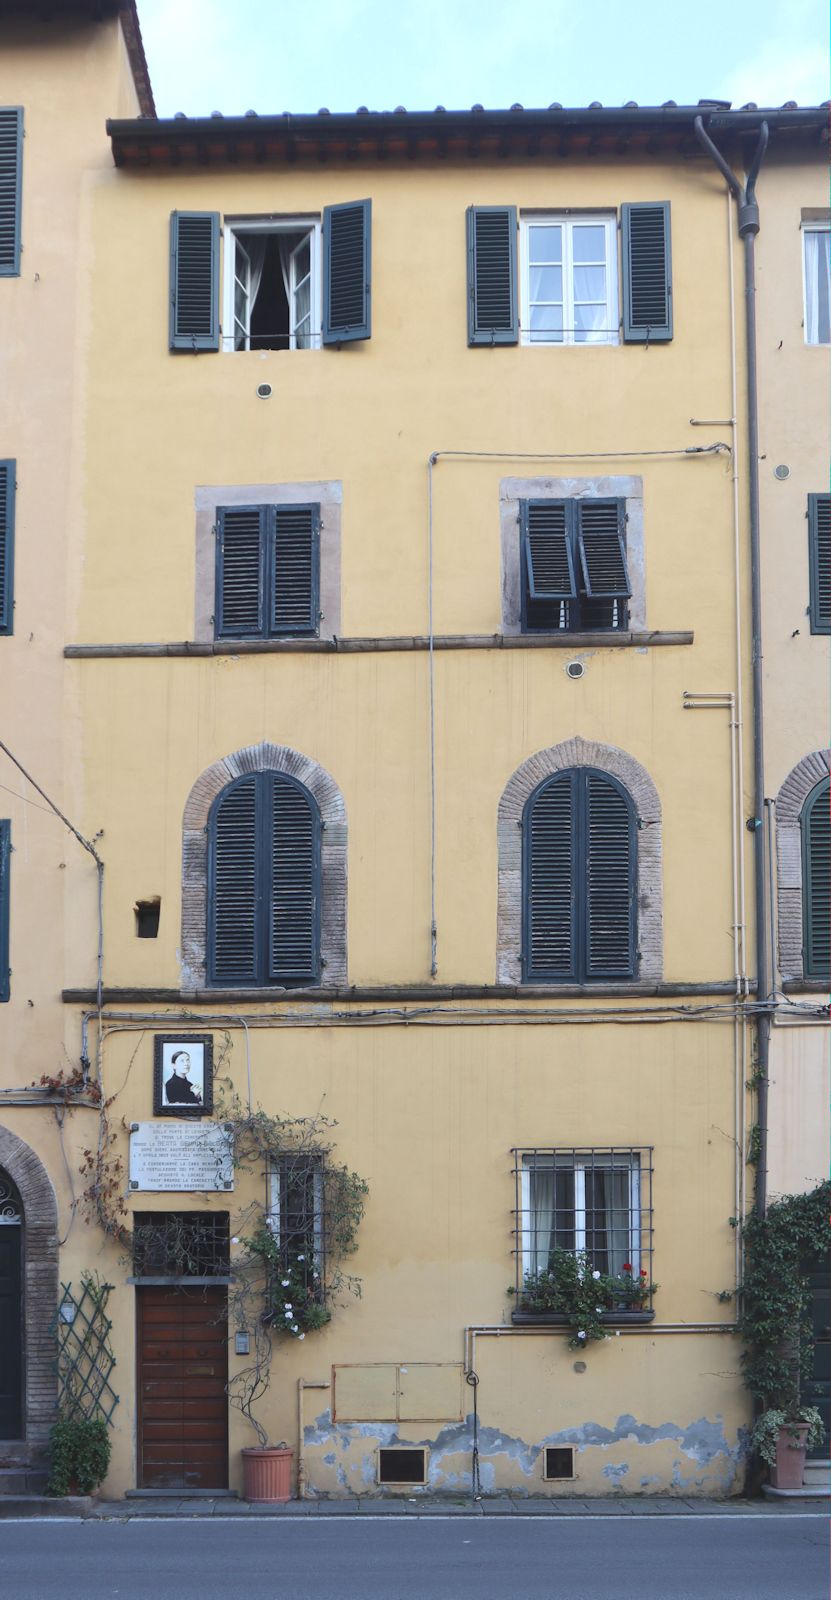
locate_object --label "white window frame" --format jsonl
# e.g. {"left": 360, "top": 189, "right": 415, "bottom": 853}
{"left": 519, "top": 213, "right": 619, "bottom": 348}
{"left": 221, "top": 216, "right": 322, "bottom": 353}
{"left": 802, "top": 220, "right": 831, "bottom": 347}
{"left": 519, "top": 1152, "right": 641, "bottom": 1277}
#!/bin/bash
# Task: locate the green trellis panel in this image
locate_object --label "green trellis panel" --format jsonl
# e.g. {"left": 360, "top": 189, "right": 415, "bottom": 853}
{"left": 51, "top": 1279, "right": 119, "bottom": 1426}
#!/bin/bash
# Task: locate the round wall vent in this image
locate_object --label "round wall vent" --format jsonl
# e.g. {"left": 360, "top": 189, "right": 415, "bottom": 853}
{"left": 256, "top": 383, "right": 273, "bottom": 399}
{"left": 566, "top": 660, "right": 585, "bottom": 680}
{"left": 774, "top": 464, "right": 790, "bottom": 480}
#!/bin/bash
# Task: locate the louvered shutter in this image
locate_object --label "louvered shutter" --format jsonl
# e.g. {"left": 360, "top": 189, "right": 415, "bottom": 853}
{"left": 322, "top": 199, "right": 371, "bottom": 344}
{"left": 216, "top": 507, "right": 265, "bottom": 637}
{"left": 169, "top": 211, "right": 220, "bottom": 351}
{"left": 803, "top": 777, "right": 831, "bottom": 981}
{"left": 268, "top": 776, "right": 319, "bottom": 983}
{"left": 577, "top": 500, "right": 631, "bottom": 598}
{"left": 208, "top": 777, "right": 259, "bottom": 984}
{"left": 809, "top": 494, "right": 831, "bottom": 634}
{"left": 621, "top": 202, "right": 672, "bottom": 343}
{"left": 524, "top": 774, "right": 576, "bottom": 981}
{"left": 0, "top": 460, "right": 15, "bottom": 636}
{"left": 585, "top": 772, "right": 636, "bottom": 978}
{"left": 271, "top": 506, "right": 319, "bottom": 635}
{"left": 0, "top": 820, "right": 9, "bottom": 1002}
{"left": 0, "top": 109, "right": 22, "bottom": 277}
{"left": 523, "top": 501, "right": 577, "bottom": 601}
{"left": 467, "top": 206, "right": 518, "bottom": 346}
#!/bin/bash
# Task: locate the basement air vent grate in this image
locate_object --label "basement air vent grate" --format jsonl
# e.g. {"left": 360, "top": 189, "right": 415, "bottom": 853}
{"left": 544, "top": 1446, "right": 575, "bottom": 1481}
{"left": 377, "top": 1447, "right": 427, "bottom": 1485}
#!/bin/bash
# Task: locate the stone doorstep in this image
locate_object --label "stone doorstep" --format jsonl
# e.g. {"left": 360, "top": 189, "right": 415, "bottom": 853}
{"left": 761, "top": 1484, "right": 831, "bottom": 1500}
{"left": 802, "top": 1460, "right": 831, "bottom": 1487}
{"left": 0, "top": 1496, "right": 93, "bottom": 1518}
{"left": 0, "top": 1467, "right": 49, "bottom": 1495}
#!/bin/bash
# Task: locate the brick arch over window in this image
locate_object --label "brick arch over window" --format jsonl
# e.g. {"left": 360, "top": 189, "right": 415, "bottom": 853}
{"left": 181, "top": 742, "right": 347, "bottom": 988}
{"left": 497, "top": 736, "right": 662, "bottom": 984}
{"left": 775, "top": 749, "right": 831, "bottom": 982}
{"left": 0, "top": 1126, "right": 58, "bottom": 1450}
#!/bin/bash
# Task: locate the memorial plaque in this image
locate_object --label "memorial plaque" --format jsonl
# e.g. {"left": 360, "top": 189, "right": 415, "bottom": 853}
{"left": 129, "top": 1121, "right": 234, "bottom": 1192}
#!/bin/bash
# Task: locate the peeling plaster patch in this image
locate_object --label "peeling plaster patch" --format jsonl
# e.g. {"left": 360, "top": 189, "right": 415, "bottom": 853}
{"left": 602, "top": 1464, "right": 630, "bottom": 1483}
{"left": 543, "top": 1414, "right": 738, "bottom": 1468}
{"left": 640, "top": 1475, "right": 661, "bottom": 1487}
{"left": 322, "top": 1452, "right": 336, "bottom": 1466}
{"left": 335, "top": 1462, "right": 348, "bottom": 1490}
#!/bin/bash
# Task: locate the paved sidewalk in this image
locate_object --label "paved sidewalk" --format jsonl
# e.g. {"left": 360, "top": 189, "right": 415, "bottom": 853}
{"left": 81, "top": 1493, "right": 820, "bottom": 1518}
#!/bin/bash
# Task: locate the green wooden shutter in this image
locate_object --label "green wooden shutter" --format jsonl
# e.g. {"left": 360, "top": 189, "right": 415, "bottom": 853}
{"left": 803, "top": 776, "right": 831, "bottom": 981}
{"left": 270, "top": 505, "right": 319, "bottom": 635}
{"left": 322, "top": 199, "right": 371, "bottom": 344}
{"left": 467, "top": 206, "right": 518, "bottom": 345}
{"left": 808, "top": 494, "right": 831, "bottom": 634}
{"left": 208, "top": 777, "right": 259, "bottom": 984}
{"left": 216, "top": 506, "right": 265, "bottom": 638}
{"left": 0, "top": 460, "right": 15, "bottom": 636}
{"left": 577, "top": 500, "right": 631, "bottom": 598}
{"left": 169, "top": 211, "right": 220, "bottom": 351}
{"left": 621, "top": 202, "right": 672, "bottom": 343}
{"left": 585, "top": 772, "right": 636, "bottom": 978}
{"left": 268, "top": 776, "right": 319, "bottom": 984}
{"left": 523, "top": 774, "right": 576, "bottom": 981}
{"left": 522, "top": 501, "right": 577, "bottom": 601}
{"left": 0, "top": 108, "right": 22, "bottom": 277}
{"left": 0, "top": 820, "right": 9, "bottom": 1002}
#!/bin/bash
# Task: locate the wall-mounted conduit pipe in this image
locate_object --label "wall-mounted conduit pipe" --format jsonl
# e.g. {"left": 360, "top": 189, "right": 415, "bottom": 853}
{"left": 694, "top": 115, "right": 771, "bottom": 1217}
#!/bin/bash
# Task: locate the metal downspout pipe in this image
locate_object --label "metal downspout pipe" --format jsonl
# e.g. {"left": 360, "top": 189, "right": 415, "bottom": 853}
{"left": 694, "top": 115, "right": 771, "bottom": 1215}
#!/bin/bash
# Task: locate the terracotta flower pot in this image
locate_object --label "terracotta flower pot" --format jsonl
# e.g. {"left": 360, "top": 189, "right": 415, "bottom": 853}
{"left": 241, "top": 1445, "right": 294, "bottom": 1502}
{"left": 769, "top": 1421, "right": 810, "bottom": 1490}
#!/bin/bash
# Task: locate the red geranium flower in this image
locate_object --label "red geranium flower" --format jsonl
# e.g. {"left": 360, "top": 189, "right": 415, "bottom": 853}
{"left": 622, "top": 1262, "right": 632, "bottom": 1273}
{"left": 640, "top": 1268, "right": 648, "bottom": 1277}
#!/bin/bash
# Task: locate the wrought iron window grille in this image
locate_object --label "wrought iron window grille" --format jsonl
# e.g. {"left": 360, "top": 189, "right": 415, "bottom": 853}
{"left": 132, "top": 1212, "right": 231, "bottom": 1279}
{"left": 266, "top": 1153, "right": 326, "bottom": 1300}
{"left": 511, "top": 1147, "right": 654, "bottom": 1300}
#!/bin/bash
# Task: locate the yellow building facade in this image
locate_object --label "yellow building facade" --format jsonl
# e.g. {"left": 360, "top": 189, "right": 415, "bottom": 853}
{"left": 0, "top": 6, "right": 826, "bottom": 1499}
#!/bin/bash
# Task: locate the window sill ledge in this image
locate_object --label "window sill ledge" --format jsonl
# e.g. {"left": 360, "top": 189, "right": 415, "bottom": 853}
{"left": 127, "top": 1276, "right": 233, "bottom": 1287}
{"left": 511, "top": 1309, "right": 655, "bottom": 1327}
{"left": 63, "top": 630, "right": 694, "bottom": 659}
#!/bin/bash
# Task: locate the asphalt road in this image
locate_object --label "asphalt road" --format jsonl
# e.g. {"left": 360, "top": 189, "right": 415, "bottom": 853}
{"left": 0, "top": 1514, "right": 827, "bottom": 1600}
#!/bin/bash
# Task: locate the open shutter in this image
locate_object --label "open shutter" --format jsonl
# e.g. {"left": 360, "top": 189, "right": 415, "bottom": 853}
{"left": 208, "top": 777, "right": 259, "bottom": 984}
{"left": 803, "top": 778, "right": 831, "bottom": 980}
{"left": 0, "top": 108, "right": 22, "bottom": 276}
{"left": 216, "top": 506, "right": 265, "bottom": 637}
{"left": 467, "top": 206, "right": 518, "bottom": 346}
{"left": 808, "top": 494, "right": 831, "bottom": 634}
{"left": 0, "top": 460, "right": 15, "bottom": 636}
{"left": 524, "top": 774, "right": 576, "bottom": 981}
{"left": 585, "top": 773, "right": 636, "bottom": 978}
{"left": 322, "top": 199, "right": 371, "bottom": 344}
{"left": 169, "top": 211, "right": 220, "bottom": 351}
{"left": 577, "top": 500, "right": 631, "bottom": 598}
{"left": 0, "top": 820, "right": 9, "bottom": 1002}
{"left": 270, "top": 505, "right": 319, "bottom": 635}
{"left": 523, "top": 501, "right": 576, "bottom": 601}
{"left": 268, "top": 776, "right": 319, "bottom": 984}
{"left": 621, "top": 202, "right": 672, "bottom": 343}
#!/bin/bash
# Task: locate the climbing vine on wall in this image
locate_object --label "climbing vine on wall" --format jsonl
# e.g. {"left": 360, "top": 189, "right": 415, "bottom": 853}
{"left": 735, "top": 1180, "right": 831, "bottom": 1410}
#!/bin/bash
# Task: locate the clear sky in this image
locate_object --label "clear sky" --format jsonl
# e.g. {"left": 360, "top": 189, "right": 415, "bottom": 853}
{"left": 136, "top": 0, "right": 829, "bottom": 119}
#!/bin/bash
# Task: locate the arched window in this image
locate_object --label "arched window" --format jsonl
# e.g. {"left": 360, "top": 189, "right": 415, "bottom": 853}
{"left": 207, "top": 771, "right": 320, "bottom": 986}
{"left": 803, "top": 775, "right": 830, "bottom": 981}
{"left": 523, "top": 767, "right": 637, "bottom": 983}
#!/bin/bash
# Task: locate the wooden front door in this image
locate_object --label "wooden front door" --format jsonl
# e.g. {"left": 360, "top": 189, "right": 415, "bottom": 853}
{"left": 0, "top": 1224, "right": 22, "bottom": 1439}
{"left": 137, "top": 1286, "right": 228, "bottom": 1489}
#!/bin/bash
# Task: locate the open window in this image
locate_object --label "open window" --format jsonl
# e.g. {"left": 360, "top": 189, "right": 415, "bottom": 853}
{"left": 224, "top": 220, "right": 321, "bottom": 352}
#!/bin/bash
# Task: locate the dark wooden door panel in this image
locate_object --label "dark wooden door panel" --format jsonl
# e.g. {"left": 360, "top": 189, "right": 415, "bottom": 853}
{"left": 137, "top": 1286, "right": 228, "bottom": 1489}
{"left": 0, "top": 1229, "right": 22, "bottom": 1439}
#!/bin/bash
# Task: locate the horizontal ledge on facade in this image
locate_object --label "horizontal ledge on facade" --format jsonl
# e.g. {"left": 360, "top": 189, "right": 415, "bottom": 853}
{"left": 511, "top": 1310, "right": 655, "bottom": 1327}
{"left": 127, "top": 1277, "right": 233, "bottom": 1287}
{"left": 62, "top": 981, "right": 751, "bottom": 1005}
{"left": 780, "top": 981, "right": 831, "bottom": 995}
{"left": 0, "top": 1090, "right": 100, "bottom": 1108}
{"left": 63, "top": 631, "right": 694, "bottom": 659}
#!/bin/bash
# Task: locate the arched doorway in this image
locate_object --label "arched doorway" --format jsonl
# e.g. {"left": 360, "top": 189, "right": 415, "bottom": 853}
{"left": 0, "top": 1127, "right": 58, "bottom": 1451}
{"left": 0, "top": 1169, "right": 22, "bottom": 1437}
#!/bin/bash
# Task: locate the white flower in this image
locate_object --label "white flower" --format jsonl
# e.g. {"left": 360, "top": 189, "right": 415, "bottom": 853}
{"left": 298, "top": 1332, "right": 305, "bottom": 1340}
{"left": 592, "top": 1270, "right": 601, "bottom": 1280}
{"left": 577, "top": 1330, "right": 587, "bottom": 1340}
{"left": 292, "top": 1325, "right": 299, "bottom": 1333}
{"left": 284, "top": 1308, "right": 293, "bottom": 1318}
{"left": 231, "top": 1236, "right": 240, "bottom": 1245}
{"left": 595, "top": 1307, "right": 604, "bottom": 1314}
{"left": 297, "top": 1255, "right": 305, "bottom": 1262}
{"left": 281, "top": 1279, "right": 291, "bottom": 1287}
{"left": 615, "top": 1331, "right": 621, "bottom": 1337}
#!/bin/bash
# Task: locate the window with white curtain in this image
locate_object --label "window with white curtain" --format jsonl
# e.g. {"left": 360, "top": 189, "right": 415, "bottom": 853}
{"left": 520, "top": 215, "right": 618, "bottom": 346}
{"left": 222, "top": 218, "right": 321, "bottom": 352}
{"left": 514, "top": 1148, "right": 651, "bottom": 1279}
{"left": 803, "top": 224, "right": 831, "bottom": 346}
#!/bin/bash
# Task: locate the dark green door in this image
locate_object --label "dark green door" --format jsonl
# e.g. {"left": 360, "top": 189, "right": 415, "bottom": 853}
{"left": 805, "top": 1249, "right": 831, "bottom": 1460}
{"left": 0, "top": 1224, "right": 22, "bottom": 1438}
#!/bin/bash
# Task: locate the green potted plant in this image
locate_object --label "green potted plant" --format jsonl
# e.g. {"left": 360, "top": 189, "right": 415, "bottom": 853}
{"left": 508, "top": 1248, "right": 658, "bottom": 1349}
{"left": 751, "top": 1407, "right": 825, "bottom": 1490}
{"left": 47, "top": 1418, "right": 111, "bottom": 1497}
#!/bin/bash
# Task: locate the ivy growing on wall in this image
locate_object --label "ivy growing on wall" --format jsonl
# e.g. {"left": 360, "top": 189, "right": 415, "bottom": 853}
{"left": 735, "top": 1180, "right": 831, "bottom": 1411}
